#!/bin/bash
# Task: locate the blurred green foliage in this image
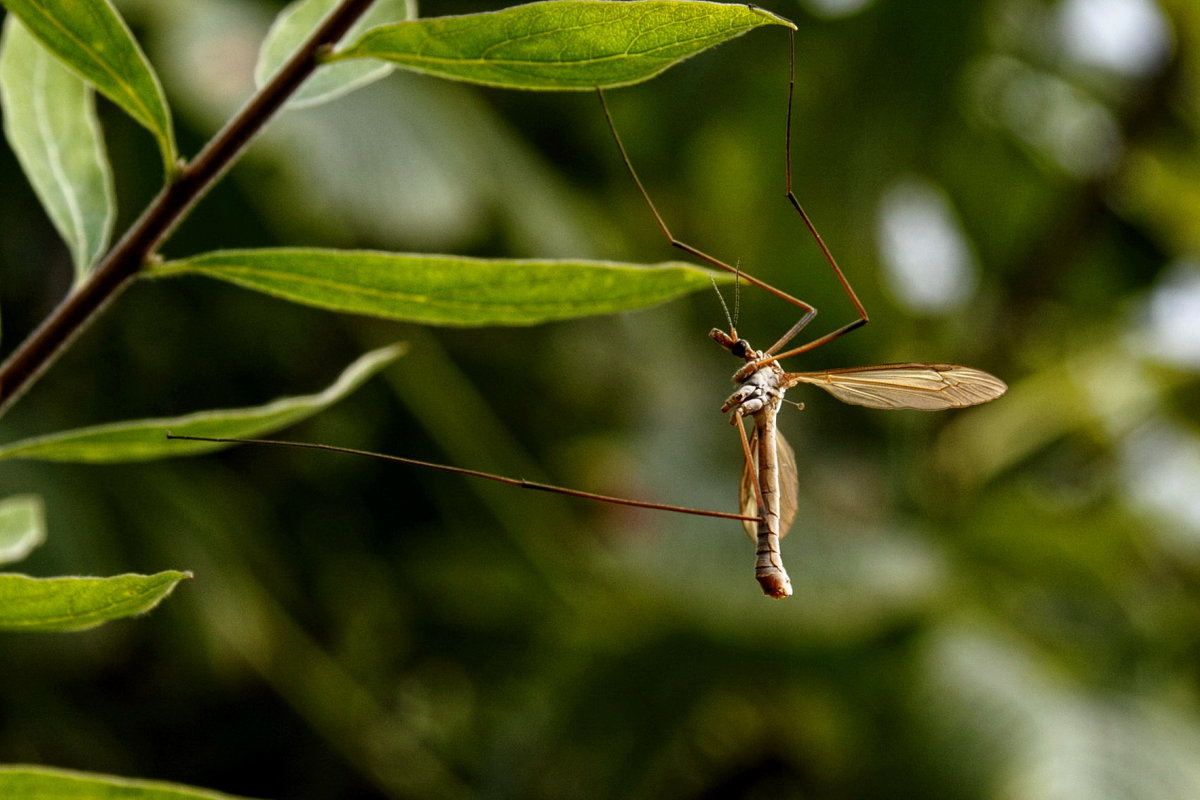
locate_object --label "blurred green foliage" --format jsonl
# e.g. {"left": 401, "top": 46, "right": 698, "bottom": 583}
{"left": 3, "top": 0, "right": 1200, "bottom": 797}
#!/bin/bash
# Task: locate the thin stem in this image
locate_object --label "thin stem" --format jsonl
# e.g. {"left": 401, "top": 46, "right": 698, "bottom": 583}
{"left": 0, "top": 0, "right": 378, "bottom": 419}
{"left": 166, "top": 434, "right": 764, "bottom": 524}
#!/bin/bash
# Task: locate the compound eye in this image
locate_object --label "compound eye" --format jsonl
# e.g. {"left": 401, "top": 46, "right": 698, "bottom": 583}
{"left": 731, "top": 340, "right": 751, "bottom": 359}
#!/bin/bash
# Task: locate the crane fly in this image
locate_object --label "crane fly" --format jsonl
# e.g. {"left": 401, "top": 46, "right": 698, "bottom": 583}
{"left": 595, "top": 28, "right": 1007, "bottom": 597}
{"left": 170, "top": 28, "right": 1006, "bottom": 599}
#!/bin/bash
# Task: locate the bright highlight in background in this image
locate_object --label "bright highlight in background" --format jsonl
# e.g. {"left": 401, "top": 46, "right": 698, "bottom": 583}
{"left": 1120, "top": 421, "right": 1200, "bottom": 556}
{"left": 1133, "top": 260, "right": 1200, "bottom": 369}
{"left": 801, "top": 0, "right": 874, "bottom": 18}
{"left": 1058, "top": 0, "right": 1171, "bottom": 75}
{"left": 875, "top": 177, "right": 979, "bottom": 315}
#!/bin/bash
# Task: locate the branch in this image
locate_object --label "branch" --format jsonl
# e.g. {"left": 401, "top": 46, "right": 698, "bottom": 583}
{"left": 0, "top": 0, "right": 378, "bottom": 418}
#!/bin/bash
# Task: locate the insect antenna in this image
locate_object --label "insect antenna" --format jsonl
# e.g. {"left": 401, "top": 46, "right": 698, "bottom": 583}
{"left": 732, "top": 259, "right": 743, "bottom": 332}
{"left": 711, "top": 275, "right": 738, "bottom": 340}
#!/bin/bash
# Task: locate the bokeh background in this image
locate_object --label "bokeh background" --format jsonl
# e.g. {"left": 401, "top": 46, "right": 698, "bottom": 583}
{"left": 3, "top": 0, "right": 1200, "bottom": 797}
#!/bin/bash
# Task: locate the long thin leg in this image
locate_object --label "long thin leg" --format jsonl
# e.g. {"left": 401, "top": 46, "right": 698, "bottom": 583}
{"left": 767, "top": 28, "right": 868, "bottom": 358}
{"left": 165, "top": 434, "right": 762, "bottom": 524}
{"left": 598, "top": 29, "right": 871, "bottom": 365}
{"left": 596, "top": 89, "right": 816, "bottom": 317}
{"left": 735, "top": 411, "right": 766, "bottom": 517}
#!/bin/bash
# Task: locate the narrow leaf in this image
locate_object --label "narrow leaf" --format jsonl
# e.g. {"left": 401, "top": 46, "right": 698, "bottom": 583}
{"left": 150, "top": 249, "right": 727, "bottom": 326}
{"left": 0, "top": 495, "right": 45, "bottom": 566}
{"left": 256, "top": 0, "right": 414, "bottom": 109}
{"left": 0, "top": 344, "right": 406, "bottom": 463}
{"left": 1, "top": 0, "right": 176, "bottom": 172}
{"left": 328, "top": 0, "right": 795, "bottom": 91}
{"left": 0, "top": 17, "right": 115, "bottom": 282}
{"left": 0, "top": 571, "right": 191, "bottom": 632}
{"left": 0, "top": 767, "right": 260, "bottom": 800}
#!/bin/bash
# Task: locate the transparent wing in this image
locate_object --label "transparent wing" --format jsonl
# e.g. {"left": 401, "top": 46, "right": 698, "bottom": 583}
{"left": 739, "top": 428, "right": 799, "bottom": 541}
{"left": 785, "top": 363, "right": 1007, "bottom": 410}
{"left": 776, "top": 431, "right": 799, "bottom": 538}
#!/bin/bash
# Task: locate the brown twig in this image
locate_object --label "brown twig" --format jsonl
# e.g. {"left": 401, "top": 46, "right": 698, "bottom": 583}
{"left": 0, "top": 0, "right": 378, "bottom": 418}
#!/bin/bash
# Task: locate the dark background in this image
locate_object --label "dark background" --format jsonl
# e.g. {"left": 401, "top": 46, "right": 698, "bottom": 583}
{"left": 3, "top": 0, "right": 1200, "bottom": 797}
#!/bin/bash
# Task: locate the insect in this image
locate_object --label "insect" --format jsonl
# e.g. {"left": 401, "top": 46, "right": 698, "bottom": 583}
{"left": 172, "top": 28, "right": 1006, "bottom": 599}
{"left": 594, "top": 29, "right": 1006, "bottom": 597}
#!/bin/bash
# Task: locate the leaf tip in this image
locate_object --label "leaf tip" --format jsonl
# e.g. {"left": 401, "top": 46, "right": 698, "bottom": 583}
{"left": 743, "top": 3, "right": 797, "bottom": 30}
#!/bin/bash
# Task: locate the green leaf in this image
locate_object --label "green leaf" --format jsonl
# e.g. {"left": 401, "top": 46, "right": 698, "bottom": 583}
{"left": 0, "top": 571, "right": 190, "bottom": 632}
{"left": 0, "top": 766, "right": 260, "bottom": 800}
{"left": 256, "top": 0, "right": 414, "bottom": 109}
{"left": 0, "top": 0, "right": 176, "bottom": 173}
{"left": 149, "top": 249, "right": 727, "bottom": 326}
{"left": 0, "top": 17, "right": 115, "bottom": 283}
{"left": 0, "top": 495, "right": 45, "bottom": 566}
{"left": 0, "top": 344, "right": 406, "bottom": 463}
{"left": 328, "top": 0, "right": 795, "bottom": 91}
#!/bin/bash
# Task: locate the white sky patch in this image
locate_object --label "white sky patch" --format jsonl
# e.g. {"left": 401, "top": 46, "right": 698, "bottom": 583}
{"left": 1058, "top": 0, "right": 1172, "bottom": 76}
{"left": 875, "top": 177, "right": 979, "bottom": 315}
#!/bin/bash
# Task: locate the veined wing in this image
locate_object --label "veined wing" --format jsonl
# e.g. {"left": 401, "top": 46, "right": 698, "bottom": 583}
{"left": 739, "top": 428, "right": 799, "bottom": 541}
{"left": 785, "top": 364, "right": 1007, "bottom": 410}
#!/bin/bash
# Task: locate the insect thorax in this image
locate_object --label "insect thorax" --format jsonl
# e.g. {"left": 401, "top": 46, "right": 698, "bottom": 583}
{"left": 722, "top": 356, "right": 788, "bottom": 417}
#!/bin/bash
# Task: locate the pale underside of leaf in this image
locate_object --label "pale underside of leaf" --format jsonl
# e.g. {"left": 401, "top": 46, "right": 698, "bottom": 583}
{"left": 739, "top": 427, "right": 799, "bottom": 542}
{"left": 329, "top": 0, "right": 796, "bottom": 90}
{"left": 0, "top": 571, "right": 191, "bottom": 632}
{"left": 256, "top": 0, "right": 415, "bottom": 108}
{"left": 786, "top": 364, "right": 1009, "bottom": 410}
{"left": 0, "top": 17, "right": 114, "bottom": 282}
{"left": 0, "top": 494, "right": 46, "bottom": 566}
{"left": 149, "top": 249, "right": 727, "bottom": 326}
{"left": 1, "top": 0, "right": 176, "bottom": 171}
{"left": 0, "top": 344, "right": 406, "bottom": 463}
{"left": 0, "top": 764, "right": 262, "bottom": 799}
